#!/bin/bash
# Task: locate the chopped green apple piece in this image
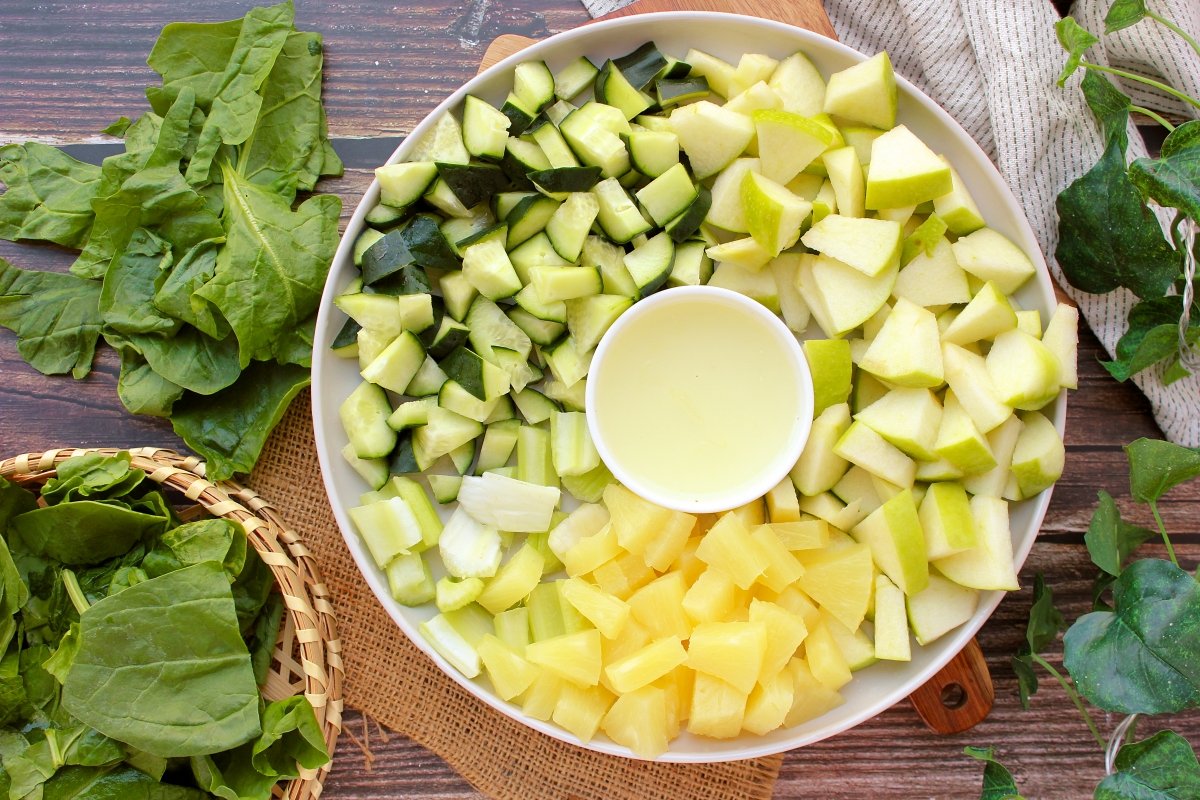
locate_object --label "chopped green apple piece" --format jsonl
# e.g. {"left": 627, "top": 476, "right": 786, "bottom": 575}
{"left": 790, "top": 402, "right": 852, "bottom": 496}
{"left": 893, "top": 237, "right": 971, "bottom": 307}
{"left": 873, "top": 574, "right": 911, "bottom": 661}
{"left": 934, "top": 495, "right": 1020, "bottom": 591}
{"left": 858, "top": 298, "right": 943, "bottom": 388}
{"left": 942, "top": 343, "right": 1012, "bottom": 434}
{"left": 834, "top": 420, "right": 917, "bottom": 488}
{"left": 951, "top": 227, "right": 1036, "bottom": 294}
{"left": 741, "top": 171, "right": 811, "bottom": 255}
{"left": 851, "top": 489, "right": 928, "bottom": 595}
{"left": 795, "top": 253, "right": 897, "bottom": 337}
{"left": 906, "top": 573, "right": 979, "bottom": 645}
{"left": 668, "top": 100, "right": 754, "bottom": 178}
{"left": 918, "top": 481, "right": 977, "bottom": 559}
{"left": 933, "top": 164, "right": 985, "bottom": 235}
{"left": 801, "top": 214, "right": 902, "bottom": 277}
{"left": 752, "top": 109, "right": 835, "bottom": 184}
{"left": 822, "top": 146, "right": 865, "bottom": 218}
{"left": 986, "top": 329, "right": 1061, "bottom": 410}
{"left": 865, "top": 125, "right": 952, "bottom": 210}
{"left": 705, "top": 158, "right": 760, "bottom": 233}
{"left": 855, "top": 387, "right": 943, "bottom": 461}
{"left": 1010, "top": 411, "right": 1064, "bottom": 499}
{"left": 769, "top": 253, "right": 812, "bottom": 332}
{"left": 768, "top": 51, "right": 826, "bottom": 116}
{"left": 941, "top": 280, "right": 1017, "bottom": 345}
{"left": 803, "top": 338, "right": 853, "bottom": 416}
{"left": 1041, "top": 303, "right": 1080, "bottom": 389}
{"left": 823, "top": 52, "right": 897, "bottom": 130}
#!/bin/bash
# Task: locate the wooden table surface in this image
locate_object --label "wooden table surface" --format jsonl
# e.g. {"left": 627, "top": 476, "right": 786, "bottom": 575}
{"left": 1, "top": 2, "right": 1196, "bottom": 798}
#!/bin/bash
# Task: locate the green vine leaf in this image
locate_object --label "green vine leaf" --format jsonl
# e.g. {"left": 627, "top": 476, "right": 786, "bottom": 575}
{"left": 1084, "top": 490, "right": 1156, "bottom": 576}
{"left": 1081, "top": 70, "right": 1132, "bottom": 151}
{"left": 1125, "top": 438, "right": 1200, "bottom": 504}
{"left": 1128, "top": 120, "right": 1200, "bottom": 224}
{"left": 1104, "top": 0, "right": 1150, "bottom": 34}
{"left": 963, "top": 746, "right": 1025, "bottom": 800}
{"left": 1012, "top": 575, "right": 1065, "bottom": 708}
{"left": 1095, "top": 730, "right": 1200, "bottom": 799}
{"left": 1063, "top": 558, "right": 1200, "bottom": 714}
{"left": 1056, "top": 17, "right": 1101, "bottom": 85}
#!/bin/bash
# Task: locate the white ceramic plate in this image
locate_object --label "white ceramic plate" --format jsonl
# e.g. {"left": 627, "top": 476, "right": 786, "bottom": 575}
{"left": 312, "top": 11, "right": 1065, "bottom": 762}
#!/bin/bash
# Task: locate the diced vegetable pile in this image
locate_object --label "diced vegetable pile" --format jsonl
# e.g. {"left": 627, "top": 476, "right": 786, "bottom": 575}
{"left": 333, "top": 40, "right": 1079, "bottom": 757}
{"left": 0, "top": 453, "right": 328, "bottom": 796}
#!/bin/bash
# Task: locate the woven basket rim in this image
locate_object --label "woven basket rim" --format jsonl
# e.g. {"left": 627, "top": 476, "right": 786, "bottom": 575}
{"left": 0, "top": 446, "right": 344, "bottom": 800}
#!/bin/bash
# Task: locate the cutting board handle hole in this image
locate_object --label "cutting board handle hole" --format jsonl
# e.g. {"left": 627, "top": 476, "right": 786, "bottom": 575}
{"left": 939, "top": 682, "right": 967, "bottom": 710}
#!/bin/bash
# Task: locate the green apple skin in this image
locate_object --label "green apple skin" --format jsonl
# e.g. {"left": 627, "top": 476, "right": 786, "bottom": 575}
{"left": 932, "top": 165, "right": 986, "bottom": 235}
{"left": 791, "top": 403, "right": 852, "bottom": 497}
{"left": 906, "top": 573, "right": 979, "bottom": 645}
{"left": 1010, "top": 411, "right": 1065, "bottom": 498}
{"left": 986, "top": 329, "right": 1061, "bottom": 411}
{"left": 865, "top": 125, "right": 953, "bottom": 210}
{"left": 932, "top": 495, "right": 1020, "bottom": 591}
{"left": 935, "top": 390, "right": 998, "bottom": 474}
{"left": 941, "top": 343, "right": 1012, "bottom": 434}
{"left": 803, "top": 338, "right": 853, "bottom": 416}
{"left": 918, "top": 481, "right": 978, "bottom": 559}
{"left": 820, "top": 609, "right": 878, "bottom": 670}
{"left": 742, "top": 171, "right": 811, "bottom": 254}
{"left": 872, "top": 574, "right": 911, "bottom": 661}
{"left": 832, "top": 465, "right": 884, "bottom": 516}
{"left": 705, "top": 158, "right": 760, "bottom": 232}
{"left": 752, "top": 108, "right": 835, "bottom": 184}
{"left": 962, "top": 413, "right": 1023, "bottom": 498}
{"left": 823, "top": 145, "right": 866, "bottom": 219}
{"left": 850, "top": 489, "right": 929, "bottom": 596}
{"left": 706, "top": 260, "right": 780, "bottom": 310}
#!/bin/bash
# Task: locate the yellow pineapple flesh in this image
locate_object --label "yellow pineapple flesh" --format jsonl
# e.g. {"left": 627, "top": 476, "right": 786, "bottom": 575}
{"left": 749, "top": 598, "right": 809, "bottom": 679}
{"left": 560, "top": 576, "right": 630, "bottom": 639}
{"left": 525, "top": 628, "right": 603, "bottom": 687}
{"left": 695, "top": 512, "right": 771, "bottom": 589}
{"left": 796, "top": 542, "right": 874, "bottom": 630}
{"left": 686, "top": 620, "right": 768, "bottom": 694}
{"left": 476, "top": 543, "right": 545, "bottom": 614}
{"left": 682, "top": 567, "right": 742, "bottom": 625}
{"left": 804, "top": 621, "right": 853, "bottom": 691}
{"left": 750, "top": 524, "right": 806, "bottom": 592}
{"left": 688, "top": 672, "right": 748, "bottom": 739}
{"left": 552, "top": 681, "right": 615, "bottom": 742}
{"left": 628, "top": 571, "right": 692, "bottom": 639}
{"left": 562, "top": 523, "right": 621, "bottom": 576}
{"left": 743, "top": 668, "right": 795, "bottom": 735}
{"left": 766, "top": 519, "right": 831, "bottom": 550}
{"left": 602, "top": 685, "right": 671, "bottom": 758}
{"left": 604, "top": 636, "right": 688, "bottom": 694}
{"left": 478, "top": 634, "right": 539, "bottom": 701}
{"left": 785, "top": 657, "right": 844, "bottom": 726}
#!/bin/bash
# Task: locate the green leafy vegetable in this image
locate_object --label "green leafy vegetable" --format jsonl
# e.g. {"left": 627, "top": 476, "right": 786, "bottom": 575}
{"left": 1063, "top": 558, "right": 1200, "bottom": 714}
{"left": 0, "top": 144, "right": 101, "bottom": 248}
{"left": 62, "top": 562, "right": 261, "bottom": 758}
{"left": 1055, "top": 17, "right": 1100, "bottom": 85}
{"left": 963, "top": 746, "right": 1025, "bottom": 800}
{"left": 0, "top": 1, "right": 342, "bottom": 477}
{"left": 1095, "top": 730, "right": 1200, "bottom": 800}
{"left": 1103, "top": 0, "right": 1149, "bottom": 33}
{"left": 0, "top": 259, "right": 103, "bottom": 379}
{"left": 10, "top": 502, "right": 167, "bottom": 566}
{"left": 1083, "top": 490, "right": 1156, "bottom": 576}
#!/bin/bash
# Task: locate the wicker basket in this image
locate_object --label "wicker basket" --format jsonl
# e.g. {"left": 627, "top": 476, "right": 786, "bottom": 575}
{"left": 0, "top": 447, "right": 344, "bottom": 800}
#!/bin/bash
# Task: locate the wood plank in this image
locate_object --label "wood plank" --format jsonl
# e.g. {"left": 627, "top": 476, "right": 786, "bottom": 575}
{"left": 602, "top": 0, "right": 835, "bottom": 38}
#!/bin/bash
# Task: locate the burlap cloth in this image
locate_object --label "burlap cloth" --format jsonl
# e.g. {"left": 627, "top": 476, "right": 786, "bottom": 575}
{"left": 249, "top": 390, "right": 782, "bottom": 800}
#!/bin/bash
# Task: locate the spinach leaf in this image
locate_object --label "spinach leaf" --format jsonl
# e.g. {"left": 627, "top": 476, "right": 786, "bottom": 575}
{"left": 238, "top": 31, "right": 335, "bottom": 201}
{"left": 40, "top": 452, "right": 143, "bottom": 505}
{"left": 62, "top": 562, "right": 261, "bottom": 759}
{"left": 1084, "top": 490, "right": 1156, "bottom": 576}
{"left": 272, "top": 314, "right": 315, "bottom": 369}
{"left": 247, "top": 592, "right": 283, "bottom": 686}
{"left": 1055, "top": 139, "right": 1178, "bottom": 299}
{"left": 99, "top": 228, "right": 181, "bottom": 337}
{"left": 0, "top": 478, "right": 37, "bottom": 527}
{"left": 10, "top": 503, "right": 166, "bottom": 566}
{"left": 1095, "top": 730, "right": 1200, "bottom": 800}
{"left": 1129, "top": 120, "right": 1200, "bottom": 237}
{"left": 184, "top": 2, "right": 294, "bottom": 186}
{"left": 1081, "top": 70, "right": 1131, "bottom": 151}
{"left": 0, "top": 259, "right": 102, "bottom": 379}
{"left": 72, "top": 165, "right": 223, "bottom": 281}
{"left": 38, "top": 765, "right": 209, "bottom": 800}
{"left": 197, "top": 165, "right": 339, "bottom": 366}
{"left": 963, "top": 746, "right": 1025, "bottom": 800}
{"left": 0, "top": 143, "right": 101, "bottom": 249}
{"left": 147, "top": 18, "right": 245, "bottom": 113}
{"left": 231, "top": 550, "right": 275, "bottom": 635}
{"left": 1063, "top": 558, "right": 1200, "bottom": 714}
{"left": 0, "top": 654, "right": 29, "bottom": 728}
{"left": 5, "top": 725, "right": 125, "bottom": 799}
{"left": 1125, "top": 438, "right": 1200, "bottom": 503}
{"left": 114, "top": 344, "right": 185, "bottom": 417}
{"left": 1055, "top": 17, "right": 1100, "bottom": 85}
{"left": 152, "top": 238, "right": 228, "bottom": 340}
{"left": 143, "top": 519, "right": 247, "bottom": 580}
{"left": 1104, "top": 0, "right": 1150, "bottom": 34}
{"left": 170, "top": 361, "right": 309, "bottom": 480}
{"left": 125, "top": 326, "right": 242, "bottom": 396}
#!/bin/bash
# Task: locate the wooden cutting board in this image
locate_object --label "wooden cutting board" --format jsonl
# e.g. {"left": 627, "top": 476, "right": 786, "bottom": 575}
{"left": 479, "top": 0, "right": 995, "bottom": 737}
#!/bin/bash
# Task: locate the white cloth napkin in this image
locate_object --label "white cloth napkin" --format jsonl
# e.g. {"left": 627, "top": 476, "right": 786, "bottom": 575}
{"left": 579, "top": 0, "right": 1200, "bottom": 446}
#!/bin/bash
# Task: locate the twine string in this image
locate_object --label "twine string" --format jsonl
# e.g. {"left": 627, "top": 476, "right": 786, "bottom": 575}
{"left": 1105, "top": 714, "right": 1139, "bottom": 775}
{"left": 1179, "top": 219, "right": 1199, "bottom": 371}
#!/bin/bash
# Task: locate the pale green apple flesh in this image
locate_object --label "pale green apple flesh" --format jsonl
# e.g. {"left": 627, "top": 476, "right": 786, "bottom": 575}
{"left": 729, "top": 52, "right": 780, "bottom": 97}
{"left": 941, "top": 280, "right": 1017, "bottom": 345}
{"left": 1016, "top": 308, "right": 1043, "bottom": 338}
{"left": 851, "top": 489, "right": 929, "bottom": 596}
{"left": 941, "top": 343, "right": 1013, "bottom": 434}
{"left": 795, "top": 253, "right": 897, "bottom": 337}
{"left": 855, "top": 387, "right": 943, "bottom": 460}
{"left": 906, "top": 573, "right": 979, "bottom": 645}
{"left": 934, "top": 391, "right": 997, "bottom": 475}
{"left": 705, "top": 260, "right": 780, "bottom": 309}
{"left": 840, "top": 125, "right": 886, "bottom": 165}
{"left": 810, "top": 179, "right": 838, "bottom": 223}
{"left": 914, "top": 457, "right": 965, "bottom": 482}
{"left": 918, "top": 481, "right": 977, "bottom": 559}
{"left": 859, "top": 298, "right": 944, "bottom": 387}
{"left": 705, "top": 237, "right": 775, "bottom": 273}
{"left": 961, "top": 413, "right": 1023, "bottom": 497}
{"left": 705, "top": 157, "right": 760, "bottom": 232}
{"left": 752, "top": 109, "right": 836, "bottom": 184}
{"left": 1041, "top": 303, "right": 1080, "bottom": 389}
{"left": 791, "top": 403, "right": 852, "bottom": 496}
{"left": 801, "top": 214, "right": 902, "bottom": 277}
{"left": 834, "top": 420, "right": 917, "bottom": 488}
{"left": 799, "top": 491, "right": 871, "bottom": 533}
{"left": 933, "top": 495, "right": 1020, "bottom": 591}
{"left": 768, "top": 254, "right": 812, "bottom": 332}
{"left": 822, "top": 145, "right": 866, "bottom": 218}
{"left": 894, "top": 237, "right": 971, "bottom": 307}
{"left": 724, "top": 81, "right": 782, "bottom": 118}
{"left": 742, "top": 172, "right": 812, "bottom": 255}
{"left": 986, "top": 329, "right": 1061, "bottom": 410}
{"left": 872, "top": 574, "right": 911, "bottom": 661}
{"left": 803, "top": 338, "right": 853, "bottom": 416}
{"left": 865, "top": 125, "right": 952, "bottom": 210}
{"left": 669, "top": 100, "right": 755, "bottom": 178}
{"left": 951, "top": 227, "right": 1036, "bottom": 295}
{"left": 932, "top": 164, "right": 986, "bottom": 235}
{"left": 1010, "top": 411, "right": 1065, "bottom": 499}
{"left": 768, "top": 50, "right": 827, "bottom": 116}
{"left": 822, "top": 51, "right": 898, "bottom": 130}
{"left": 832, "top": 465, "right": 885, "bottom": 517}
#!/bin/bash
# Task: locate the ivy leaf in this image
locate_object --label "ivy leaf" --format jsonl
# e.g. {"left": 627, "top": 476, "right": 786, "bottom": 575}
{"left": 1084, "top": 490, "right": 1157, "bottom": 575}
{"left": 1011, "top": 575, "right": 1064, "bottom": 708}
{"left": 1081, "top": 70, "right": 1132, "bottom": 151}
{"left": 1129, "top": 120, "right": 1200, "bottom": 225}
{"left": 1056, "top": 17, "right": 1101, "bottom": 86}
{"left": 0, "top": 142, "right": 102, "bottom": 249}
{"left": 1104, "top": 296, "right": 1200, "bottom": 382}
{"left": 0, "top": 258, "right": 102, "bottom": 379}
{"left": 1104, "top": 0, "right": 1150, "bottom": 34}
{"left": 1063, "top": 558, "right": 1200, "bottom": 714}
{"left": 1011, "top": 656, "right": 1040, "bottom": 710}
{"left": 963, "top": 746, "right": 1025, "bottom": 800}
{"left": 1055, "top": 139, "right": 1178, "bottom": 298}
{"left": 1095, "top": 730, "right": 1200, "bottom": 800}
{"left": 1125, "top": 438, "right": 1200, "bottom": 503}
